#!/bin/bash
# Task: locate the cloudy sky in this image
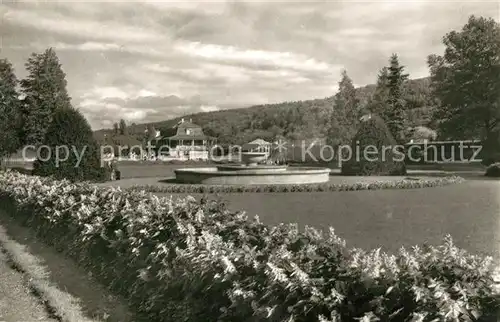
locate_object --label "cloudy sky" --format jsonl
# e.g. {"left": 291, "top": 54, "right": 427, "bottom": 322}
{"left": 1, "top": 1, "right": 498, "bottom": 129}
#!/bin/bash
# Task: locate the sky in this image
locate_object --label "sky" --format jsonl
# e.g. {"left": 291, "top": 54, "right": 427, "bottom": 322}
{"left": 1, "top": 1, "right": 499, "bottom": 130}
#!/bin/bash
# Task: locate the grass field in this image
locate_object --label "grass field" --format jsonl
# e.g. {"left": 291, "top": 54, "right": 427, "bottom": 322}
{"left": 113, "top": 161, "right": 485, "bottom": 179}
{"left": 7, "top": 161, "right": 498, "bottom": 259}
{"left": 96, "top": 162, "right": 500, "bottom": 259}
{"left": 159, "top": 179, "right": 500, "bottom": 259}
{"left": 6, "top": 158, "right": 485, "bottom": 179}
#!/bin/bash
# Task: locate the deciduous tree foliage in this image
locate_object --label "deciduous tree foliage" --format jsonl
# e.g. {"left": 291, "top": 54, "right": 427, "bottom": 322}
{"left": 0, "top": 59, "right": 22, "bottom": 164}
{"left": 428, "top": 15, "right": 500, "bottom": 146}
{"left": 33, "top": 106, "right": 109, "bottom": 182}
{"left": 20, "top": 48, "right": 71, "bottom": 146}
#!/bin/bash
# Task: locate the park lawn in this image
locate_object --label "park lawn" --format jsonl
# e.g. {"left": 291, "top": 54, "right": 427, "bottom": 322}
{"left": 151, "top": 178, "right": 500, "bottom": 260}
{"left": 101, "top": 163, "right": 498, "bottom": 258}
{"left": 115, "top": 162, "right": 211, "bottom": 179}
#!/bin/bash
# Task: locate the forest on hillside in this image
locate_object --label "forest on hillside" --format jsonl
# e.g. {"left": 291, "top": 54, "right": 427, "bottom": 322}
{"left": 96, "top": 76, "right": 436, "bottom": 146}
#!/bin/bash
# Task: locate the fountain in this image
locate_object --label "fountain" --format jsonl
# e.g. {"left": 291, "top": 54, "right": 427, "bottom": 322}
{"left": 174, "top": 152, "right": 331, "bottom": 185}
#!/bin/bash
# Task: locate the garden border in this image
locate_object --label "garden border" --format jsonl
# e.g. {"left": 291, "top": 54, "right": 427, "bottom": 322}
{"left": 125, "top": 175, "right": 465, "bottom": 194}
{"left": 0, "top": 171, "right": 497, "bottom": 321}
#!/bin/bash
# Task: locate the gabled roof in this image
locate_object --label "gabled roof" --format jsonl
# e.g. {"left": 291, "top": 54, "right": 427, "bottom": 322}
{"left": 177, "top": 121, "right": 200, "bottom": 129}
{"left": 172, "top": 118, "right": 201, "bottom": 129}
{"left": 165, "top": 134, "right": 216, "bottom": 141}
{"left": 245, "top": 138, "right": 272, "bottom": 146}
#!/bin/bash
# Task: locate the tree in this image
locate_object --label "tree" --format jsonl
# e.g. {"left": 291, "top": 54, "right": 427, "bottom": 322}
{"left": 341, "top": 114, "right": 406, "bottom": 176}
{"left": 146, "top": 124, "right": 156, "bottom": 138}
{"left": 329, "top": 70, "right": 359, "bottom": 146}
{"left": 20, "top": 48, "right": 71, "bottom": 146}
{"left": 113, "top": 122, "right": 119, "bottom": 135}
{"left": 384, "top": 54, "right": 409, "bottom": 144}
{"left": 32, "top": 106, "right": 109, "bottom": 182}
{"left": 119, "top": 119, "right": 127, "bottom": 135}
{"left": 428, "top": 15, "right": 500, "bottom": 147}
{"left": 0, "top": 59, "right": 22, "bottom": 167}
{"left": 408, "top": 126, "right": 437, "bottom": 142}
{"left": 367, "top": 67, "right": 390, "bottom": 116}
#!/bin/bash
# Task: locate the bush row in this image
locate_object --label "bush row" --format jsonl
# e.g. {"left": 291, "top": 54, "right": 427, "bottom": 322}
{"left": 127, "top": 176, "right": 465, "bottom": 194}
{"left": 0, "top": 170, "right": 498, "bottom": 321}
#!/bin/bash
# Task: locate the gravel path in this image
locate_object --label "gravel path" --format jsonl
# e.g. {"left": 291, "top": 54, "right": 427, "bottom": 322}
{"left": 0, "top": 251, "right": 56, "bottom": 322}
{"left": 0, "top": 215, "right": 135, "bottom": 322}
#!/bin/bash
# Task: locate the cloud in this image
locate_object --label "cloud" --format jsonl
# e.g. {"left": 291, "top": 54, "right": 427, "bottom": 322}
{"left": 1, "top": 0, "right": 499, "bottom": 129}
{"left": 4, "top": 9, "right": 164, "bottom": 44}
{"left": 78, "top": 90, "right": 222, "bottom": 128}
{"left": 174, "top": 41, "right": 332, "bottom": 73}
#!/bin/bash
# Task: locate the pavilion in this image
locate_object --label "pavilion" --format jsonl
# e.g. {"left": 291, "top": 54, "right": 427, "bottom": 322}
{"left": 152, "top": 118, "right": 216, "bottom": 160}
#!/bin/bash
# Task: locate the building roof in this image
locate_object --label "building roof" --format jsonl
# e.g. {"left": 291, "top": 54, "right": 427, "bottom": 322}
{"left": 165, "top": 134, "right": 216, "bottom": 141}
{"left": 172, "top": 118, "right": 201, "bottom": 129}
{"left": 177, "top": 121, "right": 200, "bottom": 129}
{"left": 246, "top": 138, "right": 272, "bottom": 146}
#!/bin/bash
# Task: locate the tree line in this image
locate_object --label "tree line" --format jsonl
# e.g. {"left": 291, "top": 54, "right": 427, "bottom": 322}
{"left": 0, "top": 48, "right": 107, "bottom": 181}
{"left": 0, "top": 48, "right": 72, "bottom": 161}
{"left": 2, "top": 15, "right": 500, "bottom": 165}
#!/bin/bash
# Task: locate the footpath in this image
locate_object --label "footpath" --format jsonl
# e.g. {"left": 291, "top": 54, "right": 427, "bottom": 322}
{"left": 0, "top": 250, "right": 56, "bottom": 322}
{"left": 0, "top": 213, "right": 135, "bottom": 322}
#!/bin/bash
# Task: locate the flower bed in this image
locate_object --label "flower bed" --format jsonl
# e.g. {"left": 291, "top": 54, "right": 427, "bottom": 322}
{"left": 0, "top": 170, "right": 498, "bottom": 321}
{"left": 126, "top": 176, "right": 465, "bottom": 194}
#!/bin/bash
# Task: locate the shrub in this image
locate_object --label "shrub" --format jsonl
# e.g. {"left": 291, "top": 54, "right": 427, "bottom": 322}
{"left": 482, "top": 153, "right": 500, "bottom": 167}
{"left": 32, "top": 107, "right": 109, "bottom": 182}
{"left": 485, "top": 163, "right": 500, "bottom": 177}
{"left": 481, "top": 131, "right": 500, "bottom": 166}
{"left": 0, "top": 171, "right": 498, "bottom": 321}
{"left": 126, "top": 176, "right": 464, "bottom": 194}
{"left": 341, "top": 114, "right": 407, "bottom": 176}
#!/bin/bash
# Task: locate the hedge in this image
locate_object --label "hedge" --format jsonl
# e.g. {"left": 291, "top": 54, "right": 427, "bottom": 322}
{"left": 341, "top": 114, "right": 406, "bottom": 176}
{"left": 0, "top": 170, "right": 499, "bottom": 321}
{"left": 485, "top": 163, "right": 500, "bottom": 178}
{"left": 126, "top": 176, "right": 465, "bottom": 194}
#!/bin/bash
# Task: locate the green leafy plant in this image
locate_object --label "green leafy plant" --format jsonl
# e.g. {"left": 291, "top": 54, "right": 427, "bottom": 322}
{"left": 0, "top": 170, "right": 497, "bottom": 321}
{"left": 126, "top": 176, "right": 463, "bottom": 194}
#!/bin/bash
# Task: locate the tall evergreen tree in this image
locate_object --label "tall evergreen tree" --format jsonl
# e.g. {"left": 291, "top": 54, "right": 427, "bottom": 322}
{"left": 119, "top": 119, "right": 127, "bottom": 135}
{"left": 428, "top": 15, "right": 500, "bottom": 151}
{"left": 384, "top": 54, "right": 409, "bottom": 144}
{"left": 329, "top": 70, "right": 359, "bottom": 146}
{"left": 0, "top": 59, "right": 22, "bottom": 166}
{"left": 367, "top": 67, "right": 390, "bottom": 116}
{"left": 20, "top": 48, "right": 71, "bottom": 146}
{"left": 113, "top": 122, "right": 119, "bottom": 135}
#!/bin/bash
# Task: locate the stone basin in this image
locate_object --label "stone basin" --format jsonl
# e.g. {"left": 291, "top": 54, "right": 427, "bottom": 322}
{"left": 216, "top": 164, "right": 288, "bottom": 172}
{"left": 241, "top": 152, "right": 268, "bottom": 166}
{"left": 174, "top": 166, "right": 331, "bottom": 185}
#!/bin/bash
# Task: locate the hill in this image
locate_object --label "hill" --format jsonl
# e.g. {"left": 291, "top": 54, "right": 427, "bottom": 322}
{"left": 94, "top": 77, "right": 435, "bottom": 146}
